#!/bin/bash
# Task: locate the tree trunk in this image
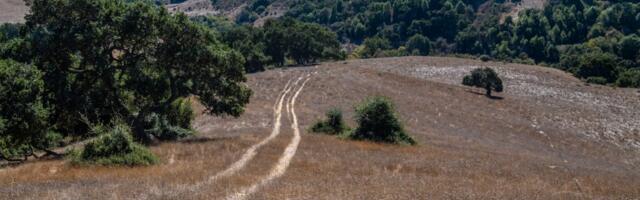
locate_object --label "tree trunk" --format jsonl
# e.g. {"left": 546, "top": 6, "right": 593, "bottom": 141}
{"left": 0, "top": 152, "right": 27, "bottom": 162}
{"left": 34, "top": 146, "right": 63, "bottom": 158}
{"left": 485, "top": 86, "right": 492, "bottom": 97}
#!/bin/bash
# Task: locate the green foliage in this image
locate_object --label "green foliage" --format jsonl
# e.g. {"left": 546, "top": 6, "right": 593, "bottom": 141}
{"left": 278, "top": 1, "right": 640, "bottom": 87}
{"left": 205, "top": 1, "right": 640, "bottom": 87}
{"left": 195, "top": 17, "right": 342, "bottom": 68}
{"left": 479, "top": 55, "right": 492, "bottom": 62}
{"left": 375, "top": 48, "right": 410, "bottom": 58}
{"left": 463, "top": 67, "right": 504, "bottom": 97}
{"left": 586, "top": 76, "right": 608, "bottom": 85}
{"left": 361, "top": 36, "right": 392, "bottom": 58}
{"left": 8, "top": 0, "right": 251, "bottom": 144}
{"left": 143, "top": 113, "right": 195, "bottom": 141}
{"left": 73, "top": 122, "right": 158, "bottom": 166}
{"left": 616, "top": 69, "right": 640, "bottom": 87}
{"left": 311, "top": 108, "right": 348, "bottom": 135}
{"left": 406, "top": 34, "right": 432, "bottom": 56}
{"left": 575, "top": 52, "right": 619, "bottom": 82}
{"left": 348, "top": 97, "right": 416, "bottom": 145}
{"left": 0, "top": 59, "right": 51, "bottom": 160}
{"left": 192, "top": 16, "right": 269, "bottom": 72}
{"left": 137, "top": 97, "right": 196, "bottom": 141}
{"left": 168, "top": 98, "right": 195, "bottom": 129}
{"left": 263, "top": 18, "right": 342, "bottom": 66}
{"left": 286, "top": 0, "right": 472, "bottom": 43}
{"left": 236, "top": 9, "right": 259, "bottom": 24}
{"left": 618, "top": 34, "right": 640, "bottom": 60}
{"left": 0, "top": 23, "right": 22, "bottom": 42}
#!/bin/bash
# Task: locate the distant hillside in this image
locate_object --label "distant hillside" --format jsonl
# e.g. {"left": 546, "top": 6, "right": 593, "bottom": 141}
{"left": 165, "top": 0, "right": 289, "bottom": 22}
{"left": 0, "top": 0, "right": 541, "bottom": 24}
{"left": 502, "top": 0, "right": 547, "bottom": 21}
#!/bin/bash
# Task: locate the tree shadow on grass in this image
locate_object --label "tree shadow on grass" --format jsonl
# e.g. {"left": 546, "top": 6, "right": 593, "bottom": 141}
{"left": 286, "top": 63, "right": 320, "bottom": 68}
{"left": 466, "top": 90, "right": 504, "bottom": 100}
{"left": 177, "top": 136, "right": 236, "bottom": 144}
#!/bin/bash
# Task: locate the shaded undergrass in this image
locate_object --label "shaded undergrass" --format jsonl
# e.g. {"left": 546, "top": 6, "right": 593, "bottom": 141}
{"left": 68, "top": 122, "right": 158, "bottom": 166}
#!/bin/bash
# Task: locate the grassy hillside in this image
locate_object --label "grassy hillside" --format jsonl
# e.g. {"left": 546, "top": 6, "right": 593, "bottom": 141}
{"left": 1, "top": 1, "right": 639, "bottom": 198}
{"left": 1, "top": 56, "right": 638, "bottom": 199}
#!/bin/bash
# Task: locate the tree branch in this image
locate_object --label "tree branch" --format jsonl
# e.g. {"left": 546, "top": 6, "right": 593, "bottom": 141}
{"left": 34, "top": 146, "right": 63, "bottom": 158}
{"left": 0, "top": 152, "right": 27, "bottom": 162}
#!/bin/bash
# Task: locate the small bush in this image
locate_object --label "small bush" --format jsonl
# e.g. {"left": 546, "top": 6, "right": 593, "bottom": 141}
{"left": 375, "top": 48, "right": 409, "bottom": 58}
{"left": 135, "top": 97, "right": 196, "bottom": 142}
{"left": 310, "top": 108, "right": 348, "bottom": 135}
{"left": 616, "top": 69, "right": 640, "bottom": 88}
{"left": 586, "top": 76, "right": 608, "bottom": 85}
{"left": 576, "top": 52, "right": 618, "bottom": 82}
{"left": 348, "top": 97, "right": 416, "bottom": 145}
{"left": 72, "top": 122, "right": 158, "bottom": 166}
{"left": 144, "top": 113, "right": 195, "bottom": 141}
{"left": 168, "top": 97, "right": 195, "bottom": 129}
{"left": 479, "top": 55, "right": 491, "bottom": 62}
{"left": 406, "top": 34, "right": 431, "bottom": 56}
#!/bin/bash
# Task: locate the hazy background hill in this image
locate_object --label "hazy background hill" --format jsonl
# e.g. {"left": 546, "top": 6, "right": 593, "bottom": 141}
{"left": 0, "top": 0, "right": 548, "bottom": 24}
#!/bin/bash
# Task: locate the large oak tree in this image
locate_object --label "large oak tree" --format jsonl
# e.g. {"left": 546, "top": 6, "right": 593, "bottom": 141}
{"left": 0, "top": 0, "right": 251, "bottom": 159}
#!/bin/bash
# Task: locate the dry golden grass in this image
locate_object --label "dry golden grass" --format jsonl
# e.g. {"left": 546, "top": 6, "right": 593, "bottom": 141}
{"left": 0, "top": 57, "right": 638, "bottom": 199}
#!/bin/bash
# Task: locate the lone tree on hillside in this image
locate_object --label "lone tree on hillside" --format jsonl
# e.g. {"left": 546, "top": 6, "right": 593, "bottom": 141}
{"left": 462, "top": 68, "right": 504, "bottom": 97}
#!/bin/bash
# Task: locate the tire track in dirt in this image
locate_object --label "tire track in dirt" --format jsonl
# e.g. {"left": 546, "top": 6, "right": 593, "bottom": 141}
{"left": 226, "top": 74, "right": 311, "bottom": 200}
{"left": 203, "top": 76, "right": 301, "bottom": 184}
{"left": 166, "top": 76, "right": 302, "bottom": 197}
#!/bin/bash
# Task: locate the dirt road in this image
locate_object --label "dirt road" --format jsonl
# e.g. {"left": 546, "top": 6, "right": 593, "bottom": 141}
{"left": 227, "top": 74, "right": 311, "bottom": 200}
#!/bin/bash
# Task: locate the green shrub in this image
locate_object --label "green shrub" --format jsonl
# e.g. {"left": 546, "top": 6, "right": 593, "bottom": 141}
{"left": 348, "top": 97, "right": 416, "bottom": 145}
{"left": 361, "top": 36, "right": 392, "bottom": 58}
{"left": 0, "top": 59, "right": 51, "bottom": 160}
{"left": 374, "top": 49, "right": 408, "bottom": 58}
{"left": 73, "top": 122, "right": 158, "bottom": 166}
{"left": 168, "top": 97, "right": 195, "bottom": 129}
{"left": 586, "top": 76, "right": 608, "bottom": 85}
{"left": 144, "top": 113, "right": 195, "bottom": 141}
{"left": 311, "top": 108, "right": 348, "bottom": 135}
{"left": 406, "top": 34, "right": 431, "bottom": 56}
{"left": 616, "top": 69, "right": 640, "bottom": 88}
{"left": 479, "top": 55, "right": 491, "bottom": 62}
{"left": 575, "top": 52, "right": 619, "bottom": 82}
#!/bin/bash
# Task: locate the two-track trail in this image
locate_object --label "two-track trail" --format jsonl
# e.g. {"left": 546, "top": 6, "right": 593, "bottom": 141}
{"left": 168, "top": 76, "right": 303, "bottom": 197}
{"left": 204, "top": 76, "right": 302, "bottom": 184}
{"left": 226, "top": 74, "right": 312, "bottom": 200}
{"left": 139, "top": 73, "right": 312, "bottom": 199}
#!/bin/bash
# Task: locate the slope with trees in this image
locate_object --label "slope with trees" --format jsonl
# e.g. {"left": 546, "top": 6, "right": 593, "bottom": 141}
{"left": 193, "top": 16, "right": 343, "bottom": 70}
{"left": 0, "top": 0, "right": 251, "bottom": 164}
{"left": 229, "top": 0, "right": 640, "bottom": 88}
